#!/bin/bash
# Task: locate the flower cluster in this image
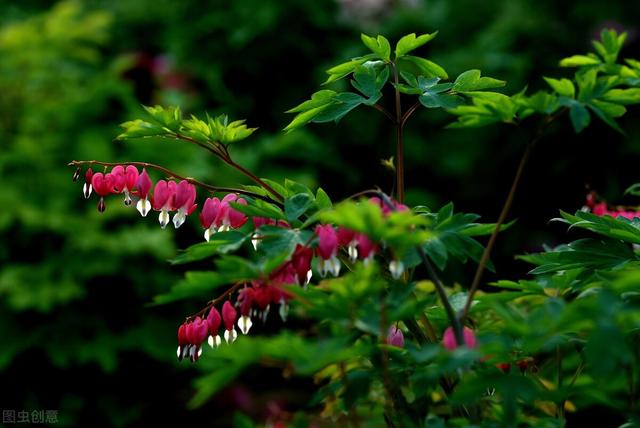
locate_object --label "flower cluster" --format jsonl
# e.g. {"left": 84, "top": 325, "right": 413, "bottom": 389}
{"left": 585, "top": 191, "right": 640, "bottom": 219}
{"left": 76, "top": 165, "right": 250, "bottom": 234}
{"left": 177, "top": 301, "right": 238, "bottom": 362}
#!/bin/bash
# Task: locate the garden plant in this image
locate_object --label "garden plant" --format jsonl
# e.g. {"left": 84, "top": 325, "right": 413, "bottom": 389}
{"left": 69, "top": 29, "right": 640, "bottom": 427}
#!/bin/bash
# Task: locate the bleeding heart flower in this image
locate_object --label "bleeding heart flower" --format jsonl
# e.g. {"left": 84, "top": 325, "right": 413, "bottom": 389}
{"left": 152, "top": 180, "right": 177, "bottom": 229}
{"left": 83, "top": 168, "right": 94, "bottom": 199}
{"left": 386, "top": 325, "right": 405, "bottom": 348}
{"left": 91, "top": 172, "right": 114, "bottom": 213}
{"left": 110, "top": 165, "right": 140, "bottom": 206}
{"left": 134, "top": 169, "right": 153, "bottom": 217}
{"left": 222, "top": 301, "right": 238, "bottom": 344}
{"left": 315, "top": 224, "right": 340, "bottom": 277}
{"left": 172, "top": 180, "right": 197, "bottom": 228}
{"left": 442, "top": 326, "right": 477, "bottom": 351}
{"left": 206, "top": 306, "right": 222, "bottom": 348}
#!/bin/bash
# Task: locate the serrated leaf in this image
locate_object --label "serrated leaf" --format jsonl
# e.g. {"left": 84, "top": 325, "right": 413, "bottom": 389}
{"left": 601, "top": 88, "right": 640, "bottom": 105}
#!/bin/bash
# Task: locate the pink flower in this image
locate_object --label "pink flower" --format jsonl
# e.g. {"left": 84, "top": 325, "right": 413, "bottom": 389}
{"left": 199, "top": 194, "right": 248, "bottom": 241}
{"left": 337, "top": 227, "right": 359, "bottom": 262}
{"left": 172, "top": 180, "right": 197, "bottom": 228}
{"left": 356, "top": 233, "right": 377, "bottom": 263}
{"left": 177, "top": 317, "right": 209, "bottom": 362}
{"left": 222, "top": 301, "right": 238, "bottom": 343}
{"left": 151, "top": 180, "right": 177, "bottom": 229}
{"left": 386, "top": 326, "right": 405, "bottom": 348}
{"left": 291, "top": 244, "right": 313, "bottom": 286}
{"left": 369, "top": 196, "right": 409, "bottom": 215}
{"left": 206, "top": 306, "right": 222, "bottom": 348}
{"left": 315, "top": 224, "right": 340, "bottom": 277}
{"left": 442, "top": 326, "right": 477, "bottom": 351}
{"left": 91, "top": 172, "right": 114, "bottom": 213}
{"left": 110, "top": 165, "right": 139, "bottom": 206}
{"left": 83, "top": 168, "right": 94, "bottom": 199}
{"left": 134, "top": 169, "right": 152, "bottom": 217}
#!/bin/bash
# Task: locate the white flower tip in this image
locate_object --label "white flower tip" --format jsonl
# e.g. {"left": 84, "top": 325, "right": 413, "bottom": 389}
{"left": 176, "top": 346, "right": 181, "bottom": 359}
{"left": 279, "top": 300, "right": 289, "bottom": 322}
{"left": 348, "top": 244, "right": 358, "bottom": 263}
{"left": 83, "top": 183, "right": 92, "bottom": 199}
{"left": 389, "top": 260, "right": 405, "bottom": 280}
{"left": 330, "top": 256, "right": 341, "bottom": 277}
{"left": 238, "top": 316, "right": 252, "bottom": 335}
{"left": 136, "top": 198, "right": 151, "bottom": 217}
{"left": 159, "top": 210, "right": 170, "bottom": 229}
{"left": 305, "top": 269, "right": 312, "bottom": 285}
{"left": 224, "top": 328, "right": 238, "bottom": 343}
{"left": 251, "top": 233, "right": 260, "bottom": 251}
{"left": 172, "top": 212, "right": 186, "bottom": 229}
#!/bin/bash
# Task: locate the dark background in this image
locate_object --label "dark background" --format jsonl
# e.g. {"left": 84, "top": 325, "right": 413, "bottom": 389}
{"left": 0, "top": 0, "right": 639, "bottom": 426}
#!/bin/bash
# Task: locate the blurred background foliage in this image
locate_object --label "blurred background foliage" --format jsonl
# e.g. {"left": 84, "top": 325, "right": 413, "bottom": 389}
{"left": 0, "top": 0, "right": 639, "bottom": 426}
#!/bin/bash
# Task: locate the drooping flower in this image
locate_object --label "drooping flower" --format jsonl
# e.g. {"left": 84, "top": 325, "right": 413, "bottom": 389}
{"left": 222, "top": 301, "right": 238, "bottom": 344}
{"left": 83, "top": 168, "right": 94, "bottom": 199}
{"left": 91, "top": 172, "right": 114, "bottom": 213}
{"left": 134, "top": 168, "right": 152, "bottom": 217}
{"left": 442, "top": 326, "right": 477, "bottom": 351}
{"left": 291, "top": 244, "right": 313, "bottom": 287}
{"left": 199, "top": 194, "right": 248, "bottom": 241}
{"left": 151, "top": 180, "right": 177, "bottom": 229}
{"left": 236, "top": 288, "right": 254, "bottom": 335}
{"left": 315, "top": 224, "right": 340, "bottom": 277}
{"left": 110, "top": 165, "right": 139, "bottom": 206}
{"left": 206, "top": 306, "right": 222, "bottom": 348}
{"left": 177, "top": 316, "right": 209, "bottom": 362}
{"left": 389, "top": 259, "right": 405, "bottom": 280}
{"left": 386, "top": 325, "right": 405, "bottom": 348}
{"left": 356, "top": 233, "right": 377, "bottom": 264}
{"left": 172, "top": 180, "right": 197, "bottom": 228}
{"left": 337, "top": 227, "right": 358, "bottom": 263}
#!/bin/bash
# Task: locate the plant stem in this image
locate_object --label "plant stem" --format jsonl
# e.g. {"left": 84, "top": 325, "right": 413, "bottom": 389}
{"left": 68, "top": 160, "right": 277, "bottom": 204}
{"left": 391, "top": 62, "right": 405, "bottom": 204}
{"left": 459, "top": 110, "right": 565, "bottom": 323}
{"left": 171, "top": 133, "right": 285, "bottom": 202}
{"left": 372, "top": 103, "right": 396, "bottom": 122}
{"left": 185, "top": 281, "right": 245, "bottom": 321}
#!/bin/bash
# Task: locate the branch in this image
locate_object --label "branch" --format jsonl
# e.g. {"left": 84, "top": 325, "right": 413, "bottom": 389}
{"left": 67, "top": 160, "right": 279, "bottom": 204}
{"left": 371, "top": 103, "right": 396, "bottom": 123}
{"left": 459, "top": 109, "right": 566, "bottom": 323}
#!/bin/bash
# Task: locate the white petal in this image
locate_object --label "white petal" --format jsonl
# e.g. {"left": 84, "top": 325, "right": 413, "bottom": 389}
{"left": 318, "top": 259, "right": 327, "bottom": 277}
{"left": 172, "top": 211, "right": 186, "bottom": 229}
{"left": 262, "top": 305, "right": 270, "bottom": 323}
{"left": 158, "top": 210, "right": 170, "bottom": 229}
{"left": 238, "top": 315, "right": 252, "bottom": 335}
{"left": 136, "top": 198, "right": 151, "bottom": 217}
{"left": 83, "top": 183, "right": 92, "bottom": 199}
{"left": 389, "top": 260, "right": 405, "bottom": 280}
{"left": 204, "top": 227, "right": 215, "bottom": 242}
{"left": 124, "top": 192, "right": 132, "bottom": 206}
{"left": 305, "top": 269, "right": 312, "bottom": 285}
{"left": 330, "top": 256, "right": 341, "bottom": 277}
{"left": 348, "top": 243, "right": 358, "bottom": 263}
{"left": 251, "top": 233, "right": 260, "bottom": 250}
{"left": 218, "top": 224, "right": 230, "bottom": 233}
{"left": 279, "top": 299, "right": 289, "bottom": 322}
{"left": 176, "top": 346, "right": 182, "bottom": 359}
{"left": 207, "top": 335, "right": 214, "bottom": 349}
{"left": 197, "top": 347, "right": 203, "bottom": 358}
{"left": 224, "top": 328, "right": 238, "bottom": 343}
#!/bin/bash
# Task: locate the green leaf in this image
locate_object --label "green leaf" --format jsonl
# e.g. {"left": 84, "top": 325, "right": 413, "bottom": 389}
{"left": 559, "top": 55, "right": 601, "bottom": 67}
{"left": 569, "top": 103, "right": 590, "bottom": 133}
{"left": 543, "top": 77, "right": 575, "bottom": 98}
{"left": 324, "top": 56, "right": 376, "bottom": 84}
{"left": 171, "top": 231, "right": 248, "bottom": 265}
{"left": 312, "top": 92, "right": 365, "bottom": 123}
{"left": 116, "top": 119, "right": 165, "bottom": 140}
{"left": 419, "top": 92, "right": 462, "bottom": 109}
{"left": 453, "top": 69, "right": 505, "bottom": 92}
{"left": 394, "top": 32, "right": 438, "bottom": 58}
{"left": 284, "top": 90, "right": 337, "bottom": 132}
{"left": 398, "top": 56, "right": 448, "bottom": 79}
{"left": 360, "top": 34, "right": 391, "bottom": 61}
{"left": 601, "top": 88, "right": 640, "bottom": 105}
{"left": 315, "top": 188, "right": 333, "bottom": 210}
{"left": 284, "top": 193, "right": 314, "bottom": 222}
